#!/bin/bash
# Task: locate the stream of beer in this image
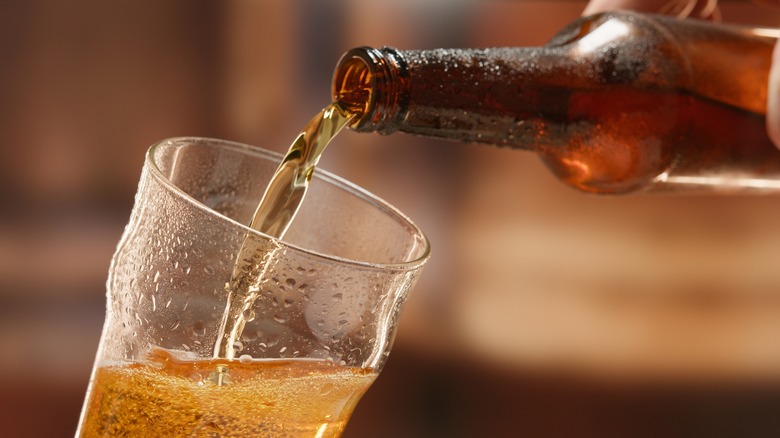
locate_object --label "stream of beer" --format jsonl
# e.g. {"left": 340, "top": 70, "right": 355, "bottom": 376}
{"left": 213, "top": 103, "right": 354, "bottom": 360}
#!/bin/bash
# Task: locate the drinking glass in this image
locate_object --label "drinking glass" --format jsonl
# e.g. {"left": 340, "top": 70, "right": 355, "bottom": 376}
{"left": 76, "top": 137, "right": 430, "bottom": 437}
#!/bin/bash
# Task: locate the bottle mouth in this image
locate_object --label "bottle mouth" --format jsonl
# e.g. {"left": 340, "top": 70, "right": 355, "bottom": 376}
{"left": 332, "top": 53, "right": 374, "bottom": 122}
{"left": 332, "top": 46, "right": 407, "bottom": 133}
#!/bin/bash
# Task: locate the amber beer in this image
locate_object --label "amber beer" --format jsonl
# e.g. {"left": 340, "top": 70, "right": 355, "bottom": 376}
{"left": 78, "top": 350, "right": 376, "bottom": 437}
{"left": 333, "top": 11, "right": 780, "bottom": 194}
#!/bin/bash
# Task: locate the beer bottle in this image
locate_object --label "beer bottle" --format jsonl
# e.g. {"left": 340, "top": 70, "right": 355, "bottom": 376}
{"left": 332, "top": 11, "right": 780, "bottom": 194}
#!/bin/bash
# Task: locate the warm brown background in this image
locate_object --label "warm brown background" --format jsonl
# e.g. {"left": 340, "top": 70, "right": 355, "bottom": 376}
{"left": 3, "top": 1, "right": 780, "bottom": 437}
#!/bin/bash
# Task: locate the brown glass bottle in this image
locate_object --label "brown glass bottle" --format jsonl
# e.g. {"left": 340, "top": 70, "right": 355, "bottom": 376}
{"left": 332, "top": 11, "right": 779, "bottom": 194}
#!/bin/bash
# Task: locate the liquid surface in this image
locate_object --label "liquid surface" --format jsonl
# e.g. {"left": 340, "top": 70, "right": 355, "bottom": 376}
{"left": 214, "top": 103, "right": 354, "bottom": 360}
{"left": 79, "top": 350, "right": 376, "bottom": 437}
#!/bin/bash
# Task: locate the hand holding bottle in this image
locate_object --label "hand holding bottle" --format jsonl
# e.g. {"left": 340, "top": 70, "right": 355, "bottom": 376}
{"left": 584, "top": 0, "right": 780, "bottom": 148}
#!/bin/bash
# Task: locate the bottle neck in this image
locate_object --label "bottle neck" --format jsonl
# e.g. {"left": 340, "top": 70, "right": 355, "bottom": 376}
{"left": 333, "top": 46, "right": 578, "bottom": 148}
{"left": 332, "top": 47, "right": 410, "bottom": 134}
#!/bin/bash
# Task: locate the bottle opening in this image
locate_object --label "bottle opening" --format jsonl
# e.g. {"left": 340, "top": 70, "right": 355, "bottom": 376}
{"left": 332, "top": 47, "right": 407, "bottom": 134}
{"left": 332, "top": 55, "right": 373, "bottom": 122}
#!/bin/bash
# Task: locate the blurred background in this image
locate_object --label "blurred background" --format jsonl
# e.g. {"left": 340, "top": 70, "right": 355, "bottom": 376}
{"left": 3, "top": 0, "right": 780, "bottom": 436}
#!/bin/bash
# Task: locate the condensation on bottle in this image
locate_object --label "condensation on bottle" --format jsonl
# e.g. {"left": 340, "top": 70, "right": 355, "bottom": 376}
{"left": 333, "top": 11, "right": 779, "bottom": 195}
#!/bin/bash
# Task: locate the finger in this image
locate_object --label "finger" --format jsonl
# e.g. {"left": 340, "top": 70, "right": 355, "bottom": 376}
{"left": 583, "top": 0, "right": 671, "bottom": 15}
{"left": 766, "top": 42, "right": 780, "bottom": 149}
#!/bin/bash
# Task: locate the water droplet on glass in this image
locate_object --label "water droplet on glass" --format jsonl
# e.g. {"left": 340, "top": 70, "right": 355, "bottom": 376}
{"left": 242, "top": 309, "right": 256, "bottom": 322}
{"left": 285, "top": 278, "right": 296, "bottom": 288}
{"left": 283, "top": 298, "right": 294, "bottom": 308}
{"left": 233, "top": 341, "right": 244, "bottom": 352}
{"left": 332, "top": 292, "right": 343, "bottom": 302}
{"left": 273, "top": 314, "right": 289, "bottom": 324}
{"left": 239, "top": 354, "right": 253, "bottom": 364}
{"left": 192, "top": 320, "right": 206, "bottom": 337}
{"left": 241, "top": 330, "right": 258, "bottom": 342}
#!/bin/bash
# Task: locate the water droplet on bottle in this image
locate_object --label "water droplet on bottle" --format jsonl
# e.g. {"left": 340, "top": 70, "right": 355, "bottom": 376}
{"left": 285, "top": 278, "right": 296, "bottom": 288}
{"left": 239, "top": 354, "right": 252, "bottom": 364}
{"left": 273, "top": 314, "right": 288, "bottom": 324}
{"left": 242, "top": 309, "right": 256, "bottom": 322}
{"left": 233, "top": 341, "right": 243, "bottom": 352}
{"left": 332, "top": 293, "right": 343, "bottom": 302}
{"left": 283, "top": 298, "right": 294, "bottom": 308}
{"left": 204, "top": 265, "right": 215, "bottom": 275}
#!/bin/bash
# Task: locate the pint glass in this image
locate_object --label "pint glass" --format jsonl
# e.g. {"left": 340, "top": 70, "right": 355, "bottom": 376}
{"left": 76, "top": 137, "right": 430, "bottom": 437}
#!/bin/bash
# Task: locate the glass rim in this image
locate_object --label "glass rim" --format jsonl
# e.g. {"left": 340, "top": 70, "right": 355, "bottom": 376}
{"left": 146, "top": 136, "right": 431, "bottom": 272}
